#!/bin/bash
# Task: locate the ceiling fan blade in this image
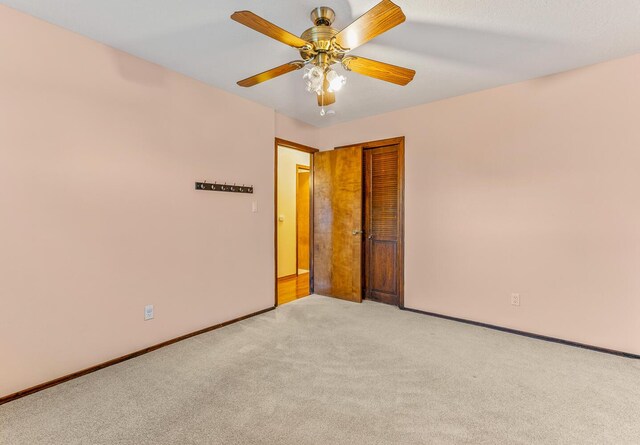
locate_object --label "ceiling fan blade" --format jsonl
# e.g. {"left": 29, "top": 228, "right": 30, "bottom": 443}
{"left": 237, "top": 61, "right": 305, "bottom": 87}
{"left": 333, "top": 0, "right": 406, "bottom": 51}
{"left": 343, "top": 56, "right": 415, "bottom": 86}
{"left": 317, "top": 78, "right": 336, "bottom": 106}
{"left": 231, "top": 11, "right": 309, "bottom": 49}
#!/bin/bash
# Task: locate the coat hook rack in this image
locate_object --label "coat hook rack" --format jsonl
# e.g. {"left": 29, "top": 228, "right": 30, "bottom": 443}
{"left": 195, "top": 180, "right": 253, "bottom": 194}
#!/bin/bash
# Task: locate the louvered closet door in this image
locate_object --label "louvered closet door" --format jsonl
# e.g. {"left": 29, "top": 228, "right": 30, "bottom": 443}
{"left": 364, "top": 144, "right": 401, "bottom": 305}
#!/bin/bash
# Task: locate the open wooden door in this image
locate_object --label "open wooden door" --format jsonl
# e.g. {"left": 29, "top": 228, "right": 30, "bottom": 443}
{"left": 313, "top": 147, "right": 363, "bottom": 302}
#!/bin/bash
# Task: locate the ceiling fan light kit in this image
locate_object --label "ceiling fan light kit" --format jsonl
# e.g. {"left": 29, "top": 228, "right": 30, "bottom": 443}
{"left": 231, "top": 0, "right": 416, "bottom": 115}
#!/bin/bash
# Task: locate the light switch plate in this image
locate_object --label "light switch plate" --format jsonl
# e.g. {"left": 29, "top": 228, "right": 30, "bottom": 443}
{"left": 144, "top": 304, "right": 154, "bottom": 320}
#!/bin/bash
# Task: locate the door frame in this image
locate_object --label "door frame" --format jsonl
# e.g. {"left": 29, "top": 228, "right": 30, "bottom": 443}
{"left": 335, "top": 136, "right": 405, "bottom": 308}
{"left": 295, "top": 164, "right": 311, "bottom": 274}
{"left": 274, "top": 138, "right": 319, "bottom": 307}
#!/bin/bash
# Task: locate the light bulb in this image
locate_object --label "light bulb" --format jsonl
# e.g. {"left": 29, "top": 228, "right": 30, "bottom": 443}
{"left": 303, "top": 66, "right": 325, "bottom": 94}
{"left": 326, "top": 69, "right": 346, "bottom": 92}
{"left": 329, "top": 75, "right": 345, "bottom": 92}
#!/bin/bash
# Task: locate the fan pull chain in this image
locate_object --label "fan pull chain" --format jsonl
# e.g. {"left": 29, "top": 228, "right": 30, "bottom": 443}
{"left": 320, "top": 83, "right": 326, "bottom": 116}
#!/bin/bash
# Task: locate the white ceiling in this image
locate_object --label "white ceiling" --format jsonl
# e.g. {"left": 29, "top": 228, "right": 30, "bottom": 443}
{"left": 2, "top": 0, "right": 639, "bottom": 127}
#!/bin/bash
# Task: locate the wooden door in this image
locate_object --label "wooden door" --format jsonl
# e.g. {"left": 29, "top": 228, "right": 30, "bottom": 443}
{"left": 313, "top": 147, "right": 363, "bottom": 302}
{"left": 363, "top": 142, "right": 404, "bottom": 306}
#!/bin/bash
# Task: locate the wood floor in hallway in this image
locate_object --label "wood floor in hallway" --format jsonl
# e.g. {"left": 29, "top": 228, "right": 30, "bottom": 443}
{"left": 277, "top": 273, "right": 310, "bottom": 305}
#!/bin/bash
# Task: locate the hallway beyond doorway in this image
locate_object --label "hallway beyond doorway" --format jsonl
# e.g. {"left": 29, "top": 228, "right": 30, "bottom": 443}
{"left": 274, "top": 138, "right": 317, "bottom": 306}
{"left": 277, "top": 273, "right": 310, "bottom": 305}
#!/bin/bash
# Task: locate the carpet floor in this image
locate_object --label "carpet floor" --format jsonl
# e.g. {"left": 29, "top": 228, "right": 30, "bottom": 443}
{"left": 2, "top": 295, "right": 639, "bottom": 444}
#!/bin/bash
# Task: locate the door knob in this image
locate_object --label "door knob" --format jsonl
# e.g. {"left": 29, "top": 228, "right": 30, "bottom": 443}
{"left": 352, "top": 229, "right": 364, "bottom": 235}
{"left": 368, "top": 234, "right": 374, "bottom": 240}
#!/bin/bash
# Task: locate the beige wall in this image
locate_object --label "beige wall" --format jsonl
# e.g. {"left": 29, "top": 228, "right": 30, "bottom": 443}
{"left": 321, "top": 54, "right": 640, "bottom": 355}
{"left": 275, "top": 114, "right": 320, "bottom": 150}
{"left": 0, "top": 6, "right": 276, "bottom": 397}
{"left": 277, "top": 147, "right": 310, "bottom": 277}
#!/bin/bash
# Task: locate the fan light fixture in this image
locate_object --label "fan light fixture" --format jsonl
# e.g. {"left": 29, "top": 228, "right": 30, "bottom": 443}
{"left": 303, "top": 65, "right": 347, "bottom": 116}
{"left": 232, "top": 1, "right": 415, "bottom": 114}
{"left": 303, "top": 67, "right": 346, "bottom": 94}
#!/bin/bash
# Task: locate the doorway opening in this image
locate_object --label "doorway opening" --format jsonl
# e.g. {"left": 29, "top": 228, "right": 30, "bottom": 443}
{"left": 296, "top": 165, "right": 311, "bottom": 275}
{"left": 274, "top": 139, "right": 318, "bottom": 306}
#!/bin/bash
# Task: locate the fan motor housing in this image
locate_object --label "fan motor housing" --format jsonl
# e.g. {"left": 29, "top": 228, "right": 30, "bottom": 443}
{"left": 299, "top": 7, "right": 343, "bottom": 64}
{"left": 310, "top": 7, "right": 335, "bottom": 26}
{"left": 300, "top": 26, "right": 338, "bottom": 50}
{"left": 299, "top": 26, "right": 342, "bottom": 64}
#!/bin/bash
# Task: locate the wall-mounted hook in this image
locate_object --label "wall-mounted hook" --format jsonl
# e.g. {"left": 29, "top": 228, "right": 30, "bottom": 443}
{"left": 195, "top": 180, "right": 253, "bottom": 194}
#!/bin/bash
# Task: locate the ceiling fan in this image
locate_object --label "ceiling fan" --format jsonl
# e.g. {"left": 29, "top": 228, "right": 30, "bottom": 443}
{"left": 231, "top": 0, "right": 416, "bottom": 113}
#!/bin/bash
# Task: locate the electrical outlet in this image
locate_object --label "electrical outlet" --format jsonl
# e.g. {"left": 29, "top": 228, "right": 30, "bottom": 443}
{"left": 144, "top": 304, "right": 154, "bottom": 320}
{"left": 252, "top": 201, "right": 258, "bottom": 213}
{"left": 511, "top": 293, "right": 521, "bottom": 306}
